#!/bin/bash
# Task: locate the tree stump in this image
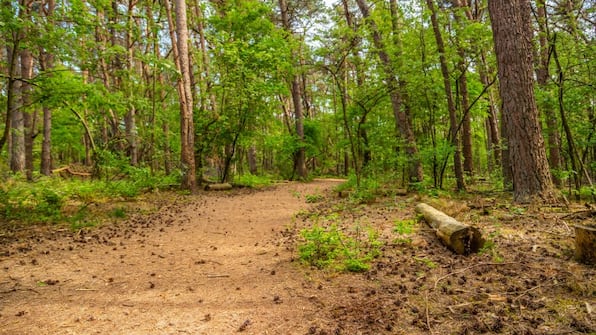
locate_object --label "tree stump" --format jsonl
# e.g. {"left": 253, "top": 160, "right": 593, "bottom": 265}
{"left": 415, "top": 203, "right": 485, "bottom": 255}
{"left": 575, "top": 224, "right": 596, "bottom": 265}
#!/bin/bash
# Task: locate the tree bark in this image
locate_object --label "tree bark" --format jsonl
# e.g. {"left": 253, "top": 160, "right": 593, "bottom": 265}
{"left": 9, "top": 46, "right": 25, "bottom": 173}
{"left": 247, "top": 144, "right": 258, "bottom": 175}
{"left": 40, "top": 0, "right": 55, "bottom": 176}
{"left": 125, "top": 0, "right": 138, "bottom": 166}
{"left": 168, "top": 0, "right": 196, "bottom": 190}
{"left": 488, "top": 0, "right": 557, "bottom": 203}
{"left": 21, "top": 46, "right": 35, "bottom": 180}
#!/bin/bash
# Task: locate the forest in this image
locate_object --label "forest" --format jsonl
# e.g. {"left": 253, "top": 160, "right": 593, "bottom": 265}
{"left": 0, "top": 0, "right": 595, "bottom": 334}
{"left": 0, "top": 0, "right": 594, "bottom": 200}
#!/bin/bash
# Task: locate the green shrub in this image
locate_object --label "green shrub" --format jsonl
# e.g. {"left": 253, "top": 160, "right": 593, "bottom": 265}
{"left": 298, "top": 224, "right": 383, "bottom": 272}
{"left": 234, "top": 173, "right": 273, "bottom": 188}
{"left": 305, "top": 194, "right": 324, "bottom": 203}
{"left": 393, "top": 219, "right": 416, "bottom": 235}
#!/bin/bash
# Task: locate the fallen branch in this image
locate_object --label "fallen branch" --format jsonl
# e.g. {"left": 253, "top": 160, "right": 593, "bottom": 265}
{"left": 204, "top": 183, "right": 233, "bottom": 191}
{"left": 415, "top": 203, "right": 484, "bottom": 255}
{"left": 205, "top": 274, "right": 230, "bottom": 278}
{"left": 425, "top": 291, "right": 433, "bottom": 334}
{"left": 52, "top": 166, "right": 92, "bottom": 177}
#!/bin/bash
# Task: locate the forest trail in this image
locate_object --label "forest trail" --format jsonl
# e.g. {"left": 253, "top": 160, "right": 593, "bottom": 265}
{"left": 0, "top": 179, "right": 342, "bottom": 335}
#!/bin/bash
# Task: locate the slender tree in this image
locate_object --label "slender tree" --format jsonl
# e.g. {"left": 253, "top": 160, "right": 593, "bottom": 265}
{"left": 354, "top": 0, "right": 423, "bottom": 186}
{"left": 426, "top": 0, "right": 465, "bottom": 191}
{"left": 278, "top": 0, "right": 308, "bottom": 180}
{"left": 40, "top": 0, "right": 55, "bottom": 176}
{"left": 173, "top": 0, "right": 196, "bottom": 189}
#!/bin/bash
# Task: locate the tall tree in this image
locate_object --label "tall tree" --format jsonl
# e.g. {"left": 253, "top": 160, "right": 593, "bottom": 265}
{"left": 534, "top": 0, "right": 562, "bottom": 187}
{"left": 354, "top": 0, "right": 423, "bottom": 186}
{"left": 173, "top": 0, "right": 196, "bottom": 189}
{"left": 488, "top": 0, "right": 557, "bottom": 203}
{"left": 426, "top": 0, "right": 465, "bottom": 191}
{"left": 278, "top": 0, "right": 307, "bottom": 180}
{"left": 40, "top": 0, "right": 56, "bottom": 176}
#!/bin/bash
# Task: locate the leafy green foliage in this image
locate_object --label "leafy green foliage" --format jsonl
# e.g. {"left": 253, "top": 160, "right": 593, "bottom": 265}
{"left": 305, "top": 194, "right": 324, "bottom": 203}
{"left": 0, "top": 172, "right": 178, "bottom": 226}
{"left": 298, "top": 224, "right": 382, "bottom": 272}
{"left": 234, "top": 174, "right": 273, "bottom": 188}
{"left": 393, "top": 219, "right": 416, "bottom": 235}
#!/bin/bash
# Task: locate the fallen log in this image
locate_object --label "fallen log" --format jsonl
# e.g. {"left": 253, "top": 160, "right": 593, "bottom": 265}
{"left": 415, "top": 203, "right": 484, "bottom": 255}
{"left": 52, "top": 166, "right": 92, "bottom": 178}
{"left": 574, "top": 224, "right": 596, "bottom": 265}
{"left": 204, "top": 183, "right": 233, "bottom": 191}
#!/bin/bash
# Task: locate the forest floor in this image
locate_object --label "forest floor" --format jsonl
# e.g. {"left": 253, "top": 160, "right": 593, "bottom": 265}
{"left": 0, "top": 179, "right": 594, "bottom": 335}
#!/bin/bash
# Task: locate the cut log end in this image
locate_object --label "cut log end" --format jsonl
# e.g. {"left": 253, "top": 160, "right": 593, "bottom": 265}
{"left": 575, "top": 224, "right": 596, "bottom": 265}
{"left": 416, "top": 203, "right": 485, "bottom": 255}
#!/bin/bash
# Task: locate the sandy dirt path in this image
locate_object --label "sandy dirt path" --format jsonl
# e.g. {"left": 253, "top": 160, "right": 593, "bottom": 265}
{"left": 0, "top": 179, "right": 342, "bottom": 335}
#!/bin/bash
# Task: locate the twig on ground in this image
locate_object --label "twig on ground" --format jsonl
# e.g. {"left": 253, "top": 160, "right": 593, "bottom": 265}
{"left": 425, "top": 291, "right": 433, "bottom": 334}
{"left": 206, "top": 274, "right": 230, "bottom": 278}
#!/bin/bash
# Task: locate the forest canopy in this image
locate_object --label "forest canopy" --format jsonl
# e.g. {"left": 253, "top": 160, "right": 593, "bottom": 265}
{"left": 0, "top": 0, "right": 594, "bottom": 203}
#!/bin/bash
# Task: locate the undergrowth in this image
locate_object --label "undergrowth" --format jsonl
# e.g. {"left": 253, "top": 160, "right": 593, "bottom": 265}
{"left": 0, "top": 170, "right": 179, "bottom": 227}
{"left": 234, "top": 173, "right": 273, "bottom": 188}
{"left": 298, "top": 223, "right": 382, "bottom": 272}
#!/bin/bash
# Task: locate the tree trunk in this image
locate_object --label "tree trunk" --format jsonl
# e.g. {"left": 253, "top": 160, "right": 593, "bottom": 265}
{"left": 9, "top": 42, "right": 25, "bottom": 174}
{"left": 278, "top": 0, "right": 307, "bottom": 180}
{"left": 535, "top": 0, "right": 562, "bottom": 187}
{"left": 125, "top": 0, "right": 138, "bottom": 166}
{"left": 488, "top": 0, "right": 557, "bottom": 203}
{"left": 168, "top": 0, "right": 196, "bottom": 190}
{"left": 453, "top": 0, "right": 474, "bottom": 178}
{"left": 478, "top": 51, "right": 501, "bottom": 172}
{"left": 426, "top": 0, "right": 465, "bottom": 191}
{"left": 355, "top": 0, "right": 422, "bottom": 185}
{"left": 21, "top": 46, "right": 35, "bottom": 180}
{"left": 247, "top": 144, "right": 258, "bottom": 175}
{"left": 40, "top": 0, "right": 55, "bottom": 176}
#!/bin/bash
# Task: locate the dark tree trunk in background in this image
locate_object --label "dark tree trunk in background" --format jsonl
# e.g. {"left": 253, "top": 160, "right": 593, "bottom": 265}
{"left": 479, "top": 51, "right": 501, "bottom": 173}
{"left": 355, "top": 0, "right": 423, "bottom": 186}
{"left": 247, "top": 145, "right": 258, "bottom": 175}
{"left": 21, "top": 46, "right": 35, "bottom": 180}
{"left": 426, "top": 0, "right": 465, "bottom": 191}
{"left": 488, "top": 0, "right": 557, "bottom": 203}
{"left": 40, "top": 0, "right": 56, "bottom": 176}
{"left": 278, "top": 0, "right": 307, "bottom": 180}
{"left": 535, "top": 0, "right": 562, "bottom": 187}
